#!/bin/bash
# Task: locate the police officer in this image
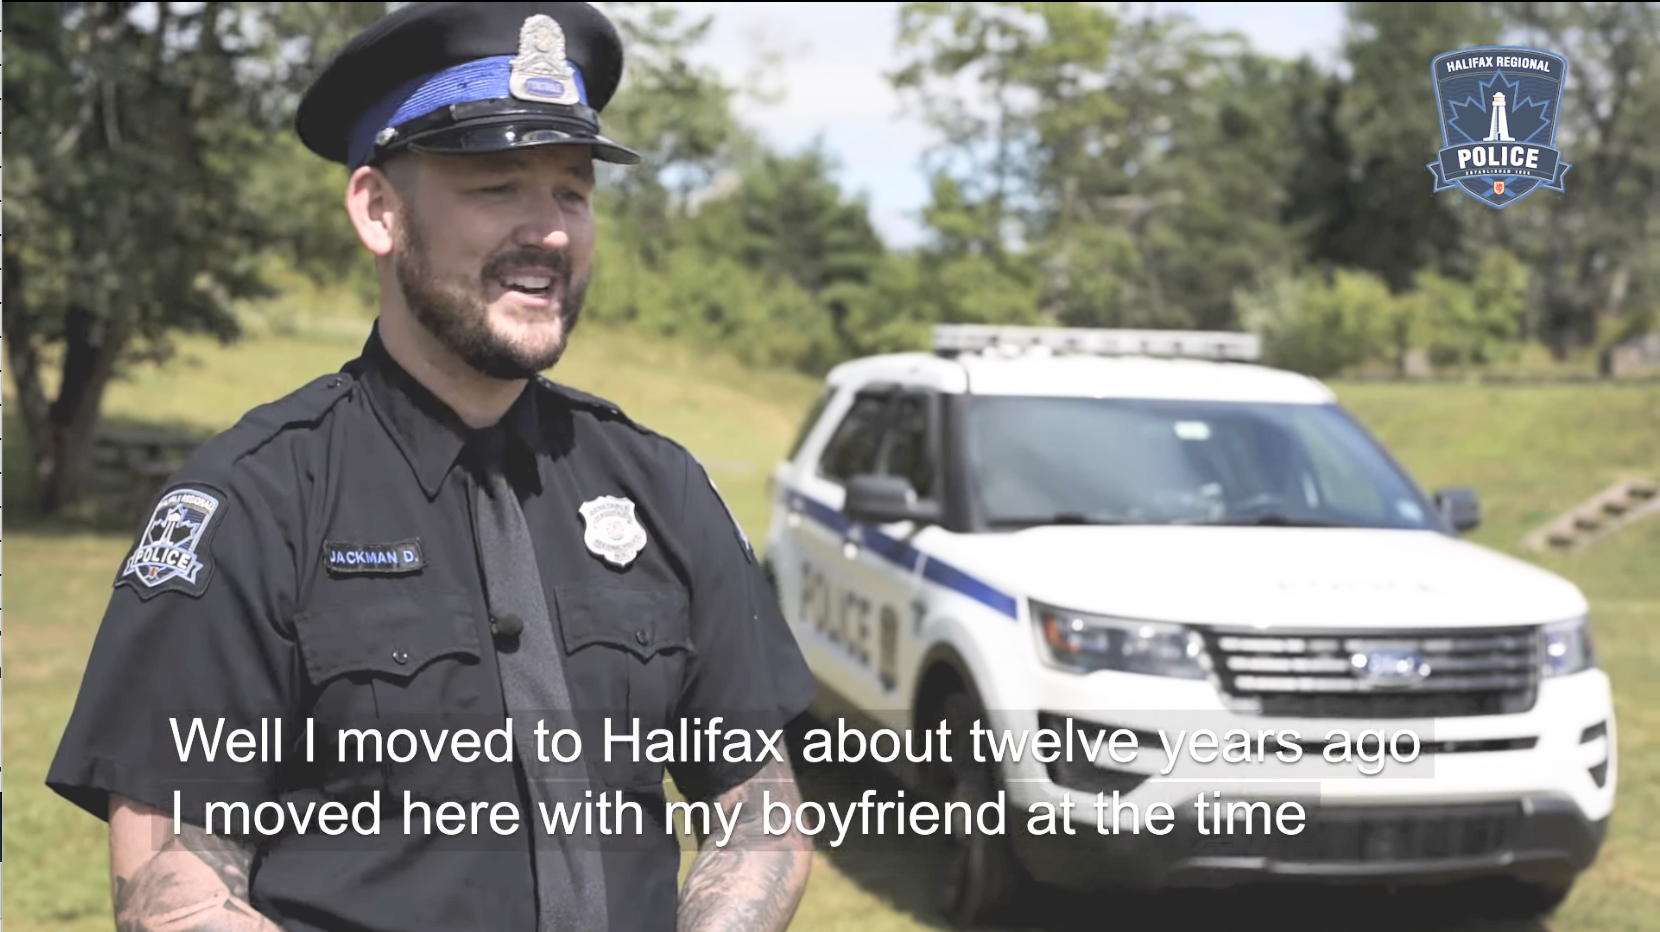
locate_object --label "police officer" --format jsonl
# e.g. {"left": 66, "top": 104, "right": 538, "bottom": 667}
{"left": 47, "top": 3, "right": 817, "bottom": 930}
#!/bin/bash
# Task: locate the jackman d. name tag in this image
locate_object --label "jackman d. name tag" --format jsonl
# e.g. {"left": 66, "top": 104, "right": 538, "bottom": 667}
{"left": 324, "top": 538, "right": 426, "bottom": 576}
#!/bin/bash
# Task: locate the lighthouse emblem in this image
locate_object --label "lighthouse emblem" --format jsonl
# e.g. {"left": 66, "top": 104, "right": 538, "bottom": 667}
{"left": 1428, "top": 47, "right": 1570, "bottom": 209}
{"left": 1485, "top": 91, "right": 1512, "bottom": 142}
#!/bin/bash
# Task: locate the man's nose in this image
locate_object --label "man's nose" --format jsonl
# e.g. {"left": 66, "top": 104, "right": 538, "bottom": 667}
{"left": 513, "top": 198, "right": 572, "bottom": 250}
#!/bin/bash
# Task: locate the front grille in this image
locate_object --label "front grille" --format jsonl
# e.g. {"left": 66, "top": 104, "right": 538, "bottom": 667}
{"left": 1188, "top": 802, "right": 1523, "bottom": 863}
{"left": 1203, "top": 627, "right": 1540, "bottom": 718}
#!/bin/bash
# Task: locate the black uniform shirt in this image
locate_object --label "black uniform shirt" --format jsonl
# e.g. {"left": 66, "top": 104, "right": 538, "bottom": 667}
{"left": 47, "top": 326, "right": 816, "bottom": 931}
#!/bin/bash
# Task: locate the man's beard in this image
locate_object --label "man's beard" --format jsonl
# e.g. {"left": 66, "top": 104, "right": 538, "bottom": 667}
{"left": 393, "top": 212, "right": 587, "bottom": 380}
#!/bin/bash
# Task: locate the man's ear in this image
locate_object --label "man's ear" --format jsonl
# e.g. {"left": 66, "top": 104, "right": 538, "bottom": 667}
{"left": 345, "top": 164, "right": 403, "bottom": 257}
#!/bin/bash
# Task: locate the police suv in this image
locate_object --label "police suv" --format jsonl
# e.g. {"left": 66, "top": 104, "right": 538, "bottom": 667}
{"left": 764, "top": 325, "right": 1614, "bottom": 924}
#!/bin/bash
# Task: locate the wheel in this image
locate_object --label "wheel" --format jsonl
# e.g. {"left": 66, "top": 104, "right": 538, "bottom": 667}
{"left": 926, "top": 691, "right": 1027, "bottom": 927}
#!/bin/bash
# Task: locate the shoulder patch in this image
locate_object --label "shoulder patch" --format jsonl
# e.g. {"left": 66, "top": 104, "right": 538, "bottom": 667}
{"left": 117, "top": 485, "right": 228, "bottom": 599}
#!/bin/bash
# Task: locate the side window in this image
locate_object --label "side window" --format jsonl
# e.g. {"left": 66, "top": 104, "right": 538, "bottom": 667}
{"left": 880, "top": 393, "right": 937, "bottom": 499}
{"left": 817, "top": 393, "right": 890, "bottom": 483}
{"left": 786, "top": 388, "right": 835, "bottom": 462}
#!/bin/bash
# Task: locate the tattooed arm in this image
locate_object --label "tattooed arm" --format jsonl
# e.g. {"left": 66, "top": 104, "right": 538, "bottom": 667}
{"left": 109, "top": 795, "right": 282, "bottom": 932}
{"left": 677, "top": 751, "right": 813, "bottom": 931}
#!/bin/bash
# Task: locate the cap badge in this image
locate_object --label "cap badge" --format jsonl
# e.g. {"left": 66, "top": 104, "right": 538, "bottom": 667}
{"left": 511, "top": 14, "right": 581, "bottom": 106}
{"left": 579, "top": 495, "right": 648, "bottom": 567}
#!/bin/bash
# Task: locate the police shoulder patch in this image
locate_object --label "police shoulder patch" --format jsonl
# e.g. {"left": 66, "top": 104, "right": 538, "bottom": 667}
{"left": 118, "top": 485, "right": 227, "bottom": 599}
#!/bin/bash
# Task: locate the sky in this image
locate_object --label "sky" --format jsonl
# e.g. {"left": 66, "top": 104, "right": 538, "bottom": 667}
{"left": 674, "top": 2, "right": 1347, "bottom": 247}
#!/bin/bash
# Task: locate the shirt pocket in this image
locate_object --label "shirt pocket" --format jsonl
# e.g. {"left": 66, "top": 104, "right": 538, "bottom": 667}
{"left": 553, "top": 583, "right": 693, "bottom": 788}
{"left": 293, "top": 590, "right": 490, "bottom": 803}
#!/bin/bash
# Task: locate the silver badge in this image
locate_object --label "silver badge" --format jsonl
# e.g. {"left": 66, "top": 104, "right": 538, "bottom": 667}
{"left": 580, "top": 495, "right": 648, "bottom": 567}
{"left": 510, "top": 14, "right": 581, "bottom": 106}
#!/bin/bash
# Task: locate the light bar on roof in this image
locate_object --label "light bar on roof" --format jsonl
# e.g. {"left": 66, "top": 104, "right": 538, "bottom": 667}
{"left": 932, "top": 324, "right": 1261, "bottom": 362}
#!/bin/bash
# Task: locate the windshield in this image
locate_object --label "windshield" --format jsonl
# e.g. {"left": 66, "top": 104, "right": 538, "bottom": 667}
{"left": 963, "top": 396, "right": 1438, "bottom": 530}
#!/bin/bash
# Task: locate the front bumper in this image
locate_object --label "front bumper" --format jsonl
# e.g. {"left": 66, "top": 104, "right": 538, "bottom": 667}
{"left": 1014, "top": 793, "right": 1606, "bottom": 892}
{"left": 993, "top": 667, "right": 1615, "bottom": 891}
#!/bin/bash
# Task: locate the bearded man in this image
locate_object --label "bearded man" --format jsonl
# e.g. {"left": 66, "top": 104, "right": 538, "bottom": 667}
{"left": 48, "top": 4, "right": 817, "bottom": 930}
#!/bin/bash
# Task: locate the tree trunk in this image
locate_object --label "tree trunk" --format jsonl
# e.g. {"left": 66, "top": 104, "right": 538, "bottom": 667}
{"left": 1600, "top": 261, "right": 1632, "bottom": 344}
{"left": 38, "top": 305, "right": 129, "bottom": 513}
{"left": 3, "top": 260, "right": 55, "bottom": 484}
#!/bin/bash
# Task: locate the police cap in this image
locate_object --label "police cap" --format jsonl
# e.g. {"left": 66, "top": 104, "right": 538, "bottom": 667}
{"left": 296, "top": 1, "right": 641, "bottom": 169}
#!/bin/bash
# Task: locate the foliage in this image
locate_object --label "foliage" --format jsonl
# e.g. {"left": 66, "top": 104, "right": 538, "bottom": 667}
{"left": 1240, "top": 268, "right": 1395, "bottom": 377}
{"left": 4, "top": 1, "right": 377, "bottom": 512}
{"left": 11, "top": 0, "right": 1660, "bottom": 512}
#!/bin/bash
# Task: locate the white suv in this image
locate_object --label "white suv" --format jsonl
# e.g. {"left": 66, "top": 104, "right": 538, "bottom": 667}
{"left": 765, "top": 326, "right": 1614, "bottom": 924}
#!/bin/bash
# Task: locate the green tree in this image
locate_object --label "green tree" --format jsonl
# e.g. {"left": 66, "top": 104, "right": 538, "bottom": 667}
{"left": 1406, "top": 249, "right": 1531, "bottom": 367}
{"left": 684, "top": 145, "right": 885, "bottom": 354}
{"left": 1499, "top": 1, "right": 1660, "bottom": 351}
{"left": 892, "top": 2, "right": 1300, "bottom": 331}
{"left": 1279, "top": 60, "right": 1359, "bottom": 275}
{"left": 598, "top": 2, "right": 749, "bottom": 261}
{"left": 1240, "top": 268, "right": 1396, "bottom": 376}
{"left": 3, "top": 1, "right": 378, "bottom": 513}
{"left": 1324, "top": 2, "right": 1500, "bottom": 291}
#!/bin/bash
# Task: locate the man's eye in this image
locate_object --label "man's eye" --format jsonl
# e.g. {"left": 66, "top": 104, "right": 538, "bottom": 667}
{"left": 558, "top": 190, "right": 590, "bottom": 208}
{"left": 476, "top": 183, "right": 515, "bottom": 195}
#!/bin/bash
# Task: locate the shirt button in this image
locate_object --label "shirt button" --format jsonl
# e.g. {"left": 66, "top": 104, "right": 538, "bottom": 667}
{"left": 392, "top": 649, "right": 410, "bottom": 665}
{"left": 634, "top": 630, "right": 650, "bottom": 646}
{"left": 327, "top": 376, "right": 343, "bottom": 389}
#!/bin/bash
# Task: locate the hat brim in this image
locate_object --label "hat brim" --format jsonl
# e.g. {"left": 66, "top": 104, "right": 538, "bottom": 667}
{"left": 401, "top": 120, "right": 642, "bottom": 165}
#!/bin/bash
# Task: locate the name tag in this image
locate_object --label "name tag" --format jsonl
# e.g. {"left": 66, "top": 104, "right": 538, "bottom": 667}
{"left": 324, "top": 538, "right": 425, "bottom": 575}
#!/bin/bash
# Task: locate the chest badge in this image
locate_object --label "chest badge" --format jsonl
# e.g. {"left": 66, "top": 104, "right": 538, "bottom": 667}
{"left": 580, "top": 495, "right": 648, "bottom": 568}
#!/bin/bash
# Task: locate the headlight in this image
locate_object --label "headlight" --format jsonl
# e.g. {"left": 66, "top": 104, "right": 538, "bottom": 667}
{"left": 1540, "top": 616, "right": 1596, "bottom": 677}
{"left": 1031, "top": 600, "right": 1207, "bottom": 678}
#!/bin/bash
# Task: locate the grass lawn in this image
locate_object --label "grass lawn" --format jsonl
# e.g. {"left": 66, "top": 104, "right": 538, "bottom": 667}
{"left": 5, "top": 324, "right": 1656, "bottom": 929}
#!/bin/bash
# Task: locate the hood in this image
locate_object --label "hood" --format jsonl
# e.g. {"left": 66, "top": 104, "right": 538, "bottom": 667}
{"left": 944, "top": 525, "right": 1586, "bottom": 629}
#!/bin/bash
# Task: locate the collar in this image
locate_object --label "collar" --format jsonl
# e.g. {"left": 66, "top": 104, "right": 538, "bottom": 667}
{"left": 348, "top": 324, "right": 543, "bottom": 498}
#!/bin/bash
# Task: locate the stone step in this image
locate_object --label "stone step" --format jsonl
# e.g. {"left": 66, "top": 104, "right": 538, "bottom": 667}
{"left": 1522, "top": 474, "right": 1660, "bottom": 553}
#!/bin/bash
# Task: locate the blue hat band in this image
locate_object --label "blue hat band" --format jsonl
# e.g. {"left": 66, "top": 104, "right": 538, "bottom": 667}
{"left": 347, "top": 55, "right": 591, "bottom": 168}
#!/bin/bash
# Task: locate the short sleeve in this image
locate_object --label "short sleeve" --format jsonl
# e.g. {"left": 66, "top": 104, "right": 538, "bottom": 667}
{"left": 46, "top": 476, "right": 300, "bottom": 826}
{"left": 666, "top": 458, "right": 815, "bottom": 802}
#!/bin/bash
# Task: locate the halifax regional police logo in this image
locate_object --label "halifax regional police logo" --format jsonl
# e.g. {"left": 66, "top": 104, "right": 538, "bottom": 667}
{"left": 1428, "top": 47, "right": 1571, "bottom": 208}
{"left": 122, "top": 487, "right": 222, "bottom": 592}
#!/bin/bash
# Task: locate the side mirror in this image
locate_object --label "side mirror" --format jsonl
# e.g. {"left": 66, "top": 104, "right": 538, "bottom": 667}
{"left": 844, "top": 474, "right": 940, "bottom": 526}
{"left": 1435, "top": 487, "right": 1481, "bottom": 533}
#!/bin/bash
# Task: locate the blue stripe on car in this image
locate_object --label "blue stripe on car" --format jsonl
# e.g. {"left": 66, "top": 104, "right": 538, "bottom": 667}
{"left": 785, "top": 490, "right": 1019, "bottom": 620}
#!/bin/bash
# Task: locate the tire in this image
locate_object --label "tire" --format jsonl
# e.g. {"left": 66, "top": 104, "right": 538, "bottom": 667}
{"left": 926, "top": 690, "right": 1026, "bottom": 927}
